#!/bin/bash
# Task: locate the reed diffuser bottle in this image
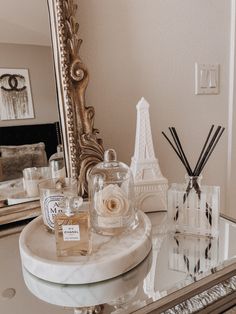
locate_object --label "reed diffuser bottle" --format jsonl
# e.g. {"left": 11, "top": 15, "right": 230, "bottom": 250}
{"left": 163, "top": 125, "right": 224, "bottom": 237}
{"left": 54, "top": 196, "right": 91, "bottom": 257}
{"left": 168, "top": 175, "right": 220, "bottom": 237}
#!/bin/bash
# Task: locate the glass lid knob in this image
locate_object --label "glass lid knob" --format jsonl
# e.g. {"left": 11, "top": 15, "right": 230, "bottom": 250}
{"left": 104, "top": 148, "right": 117, "bottom": 162}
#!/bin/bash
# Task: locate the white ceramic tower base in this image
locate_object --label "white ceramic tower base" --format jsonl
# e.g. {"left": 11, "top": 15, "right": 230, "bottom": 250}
{"left": 19, "top": 211, "right": 152, "bottom": 284}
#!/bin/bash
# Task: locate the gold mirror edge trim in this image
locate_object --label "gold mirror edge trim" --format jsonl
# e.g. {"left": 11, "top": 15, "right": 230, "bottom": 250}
{"left": 132, "top": 262, "right": 236, "bottom": 314}
{"left": 47, "top": 0, "right": 104, "bottom": 197}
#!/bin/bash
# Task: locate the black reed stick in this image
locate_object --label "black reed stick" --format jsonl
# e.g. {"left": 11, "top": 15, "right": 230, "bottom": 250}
{"left": 198, "top": 127, "right": 225, "bottom": 174}
{"left": 171, "top": 127, "right": 193, "bottom": 175}
{"left": 193, "top": 125, "right": 214, "bottom": 176}
{"left": 162, "top": 132, "right": 186, "bottom": 167}
{"left": 169, "top": 127, "right": 191, "bottom": 175}
{"left": 168, "top": 127, "right": 192, "bottom": 175}
{"left": 163, "top": 125, "right": 224, "bottom": 177}
{"left": 194, "top": 126, "right": 221, "bottom": 176}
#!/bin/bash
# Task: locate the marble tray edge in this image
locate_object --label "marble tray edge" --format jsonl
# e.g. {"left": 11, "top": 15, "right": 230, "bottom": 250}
{"left": 19, "top": 211, "right": 152, "bottom": 284}
{"left": 19, "top": 211, "right": 151, "bottom": 265}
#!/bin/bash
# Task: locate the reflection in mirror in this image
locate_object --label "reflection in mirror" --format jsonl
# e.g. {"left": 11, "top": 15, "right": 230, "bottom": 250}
{"left": 0, "top": 0, "right": 60, "bottom": 217}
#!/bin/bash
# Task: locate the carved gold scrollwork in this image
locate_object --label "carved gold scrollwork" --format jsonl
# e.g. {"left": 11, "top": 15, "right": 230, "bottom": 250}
{"left": 70, "top": 60, "right": 85, "bottom": 81}
{"left": 53, "top": 0, "right": 104, "bottom": 196}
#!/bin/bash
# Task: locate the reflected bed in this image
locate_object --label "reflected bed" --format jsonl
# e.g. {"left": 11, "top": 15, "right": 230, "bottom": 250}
{"left": 0, "top": 122, "right": 61, "bottom": 206}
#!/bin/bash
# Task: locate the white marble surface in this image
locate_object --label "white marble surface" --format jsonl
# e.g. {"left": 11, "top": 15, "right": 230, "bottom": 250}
{"left": 19, "top": 211, "right": 152, "bottom": 284}
{"left": 0, "top": 232, "right": 71, "bottom": 314}
{"left": 1, "top": 213, "right": 236, "bottom": 314}
{"left": 22, "top": 252, "right": 152, "bottom": 308}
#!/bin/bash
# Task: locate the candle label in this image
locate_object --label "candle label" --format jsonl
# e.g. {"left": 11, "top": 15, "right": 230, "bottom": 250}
{"left": 43, "top": 195, "right": 64, "bottom": 229}
{"left": 62, "top": 225, "right": 80, "bottom": 241}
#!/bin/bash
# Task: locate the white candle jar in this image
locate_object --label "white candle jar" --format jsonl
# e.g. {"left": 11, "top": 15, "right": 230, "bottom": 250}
{"left": 23, "top": 167, "right": 51, "bottom": 197}
{"left": 39, "top": 178, "right": 77, "bottom": 232}
{"left": 89, "top": 149, "right": 138, "bottom": 236}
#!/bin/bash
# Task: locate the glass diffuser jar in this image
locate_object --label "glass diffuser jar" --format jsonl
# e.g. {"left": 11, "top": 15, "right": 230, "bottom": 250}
{"left": 89, "top": 149, "right": 138, "bottom": 236}
{"left": 167, "top": 175, "right": 220, "bottom": 237}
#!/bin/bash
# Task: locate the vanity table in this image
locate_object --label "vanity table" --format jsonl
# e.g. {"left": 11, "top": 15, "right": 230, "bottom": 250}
{"left": 0, "top": 212, "right": 235, "bottom": 314}
{"left": 1, "top": 0, "right": 235, "bottom": 312}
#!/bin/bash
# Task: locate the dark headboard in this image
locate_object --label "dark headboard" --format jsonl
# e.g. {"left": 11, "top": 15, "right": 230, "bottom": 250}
{"left": 0, "top": 122, "right": 61, "bottom": 159}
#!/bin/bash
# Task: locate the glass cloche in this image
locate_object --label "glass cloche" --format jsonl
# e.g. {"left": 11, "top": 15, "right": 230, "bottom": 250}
{"left": 89, "top": 149, "right": 138, "bottom": 236}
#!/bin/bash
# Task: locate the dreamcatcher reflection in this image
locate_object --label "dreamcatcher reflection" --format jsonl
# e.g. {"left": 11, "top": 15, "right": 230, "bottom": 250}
{"left": 0, "top": 69, "right": 34, "bottom": 120}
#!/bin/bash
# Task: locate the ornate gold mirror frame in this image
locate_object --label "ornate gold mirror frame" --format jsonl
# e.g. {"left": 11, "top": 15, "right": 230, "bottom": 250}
{"left": 0, "top": 0, "right": 103, "bottom": 225}
{"left": 48, "top": 0, "right": 103, "bottom": 196}
{"left": 47, "top": 0, "right": 104, "bottom": 196}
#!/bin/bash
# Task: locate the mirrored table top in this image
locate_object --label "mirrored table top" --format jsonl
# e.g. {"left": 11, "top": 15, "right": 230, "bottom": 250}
{"left": 0, "top": 212, "right": 236, "bottom": 314}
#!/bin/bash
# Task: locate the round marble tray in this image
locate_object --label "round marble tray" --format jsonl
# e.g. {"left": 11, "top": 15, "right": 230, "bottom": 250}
{"left": 19, "top": 211, "right": 152, "bottom": 284}
{"left": 22, "top": 252, "right": 152, "bottom": 308}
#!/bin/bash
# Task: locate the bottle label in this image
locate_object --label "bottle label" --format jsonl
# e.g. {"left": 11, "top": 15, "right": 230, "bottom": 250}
{"left": 43, "top": 195, "right": 64, "bottom": 229}
{"left": 97, "top": 216, "right": 123, "bottom": 228}
{"left": 62, "top": 225, "right": 80, "bottom": 241}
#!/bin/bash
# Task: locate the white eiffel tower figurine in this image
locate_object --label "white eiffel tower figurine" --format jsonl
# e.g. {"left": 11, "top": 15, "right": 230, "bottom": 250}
{"left": 130, "top": 97, "right": 168, "bottom": 212}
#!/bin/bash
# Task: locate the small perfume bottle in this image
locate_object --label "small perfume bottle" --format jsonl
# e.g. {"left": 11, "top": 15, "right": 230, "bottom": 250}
{"left": 54, "top": 196, "right": 91, "bottom": 257}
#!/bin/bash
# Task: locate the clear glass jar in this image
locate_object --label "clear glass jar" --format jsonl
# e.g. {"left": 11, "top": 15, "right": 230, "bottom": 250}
{"left": 23, "top": 166, "right": 51, "bottom": 197}
{"left": 39, "top": 178, "right": 78, "bottom": 232}
{"left": 89, "top": 149, "right": 138, "bottom": 236}
{"left": 167, "top": 175, "right": 220, "bottom": 237}
{"left": 49, "top": 144, "right": 66, "bottom": 179}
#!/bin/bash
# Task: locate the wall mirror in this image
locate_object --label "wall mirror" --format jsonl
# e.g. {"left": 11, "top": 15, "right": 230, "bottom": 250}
{"left": 0, "top": 0, "right": 103, "bottom": 225}
{"left": 0, "top": 0, "right": 60, "bottom": 224}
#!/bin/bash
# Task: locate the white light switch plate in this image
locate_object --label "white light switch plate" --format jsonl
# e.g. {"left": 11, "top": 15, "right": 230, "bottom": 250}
{"left": 195, "top": 63, "right": 219, "bottom": 95}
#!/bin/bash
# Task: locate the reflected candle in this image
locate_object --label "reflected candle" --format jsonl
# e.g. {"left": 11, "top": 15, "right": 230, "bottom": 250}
{"left": 23, "top": 167, "right": 51, "bottom": 197}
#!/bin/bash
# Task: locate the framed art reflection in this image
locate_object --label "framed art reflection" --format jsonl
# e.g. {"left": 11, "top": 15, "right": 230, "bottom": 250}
{"left": 0, "top": 68, "right": 34, "bottom": 120}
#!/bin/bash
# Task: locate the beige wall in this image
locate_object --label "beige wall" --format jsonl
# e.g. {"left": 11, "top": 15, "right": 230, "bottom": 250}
{"left": 77, "top": 0, "right": 231, "bottom": 213}
{"left": 0, "top": 43, "right": 58, "bottom": 126}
